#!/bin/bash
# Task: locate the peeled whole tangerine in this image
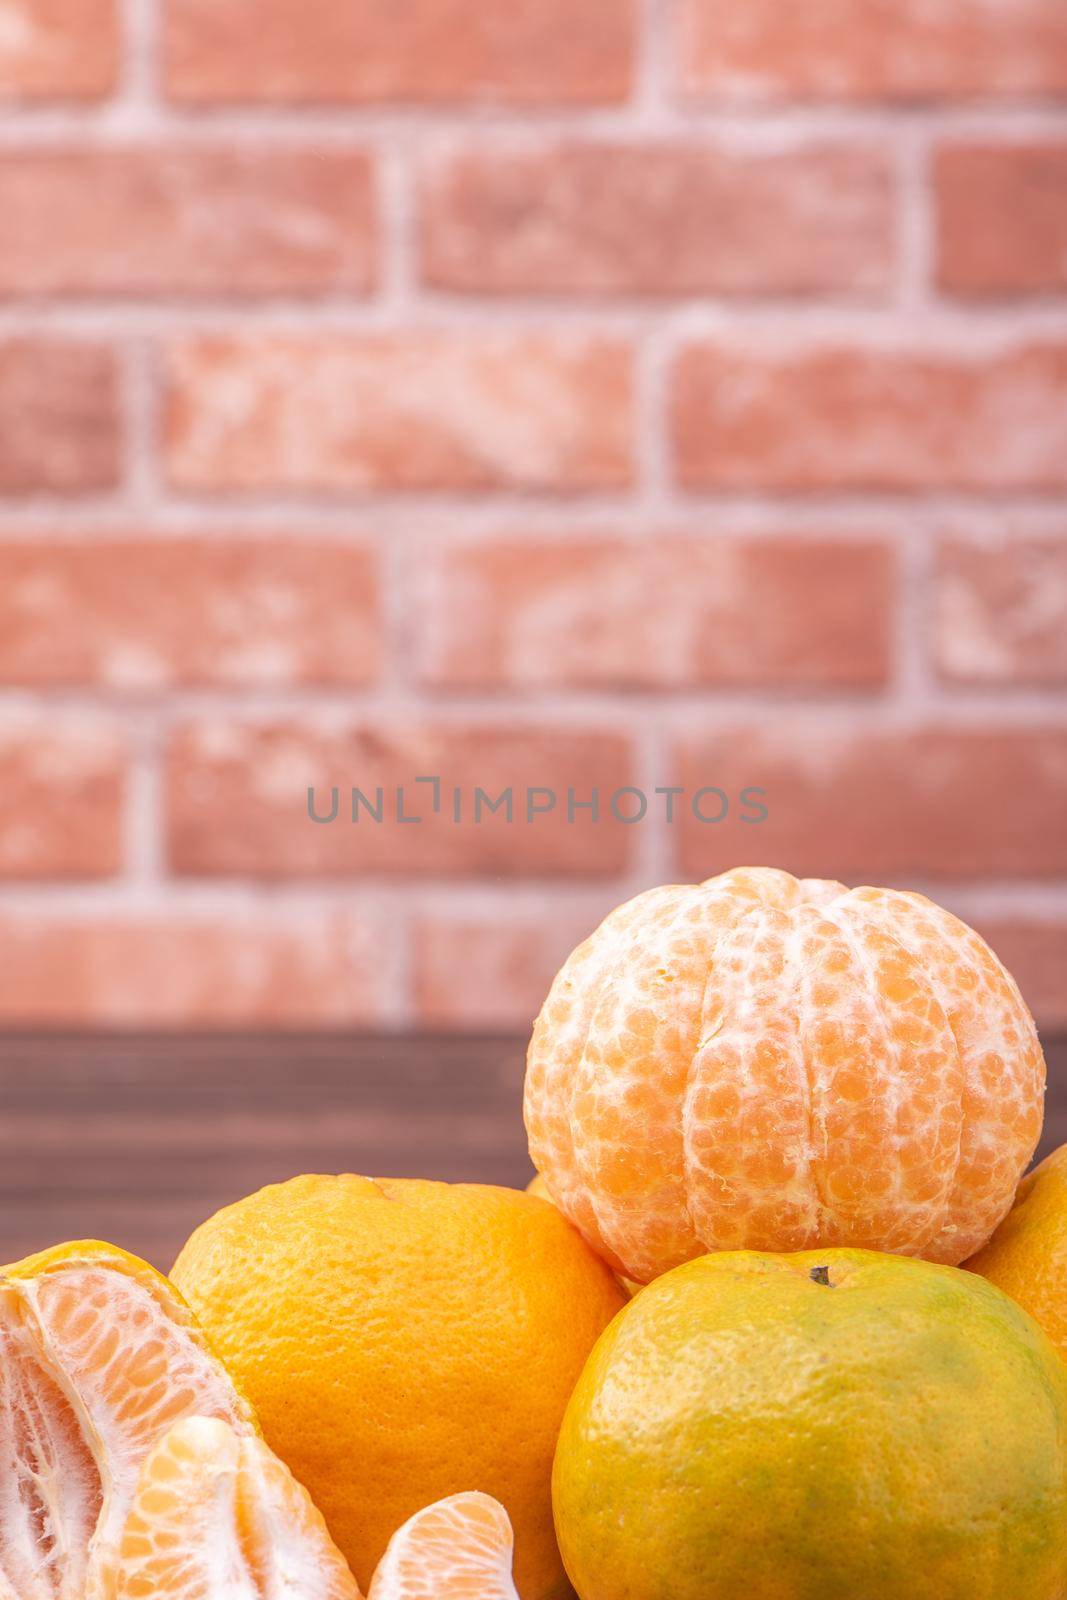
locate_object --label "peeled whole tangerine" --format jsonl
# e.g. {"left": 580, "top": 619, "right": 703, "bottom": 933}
{"left": 523, "top": 867, "right": 1045, "bottom": 1284}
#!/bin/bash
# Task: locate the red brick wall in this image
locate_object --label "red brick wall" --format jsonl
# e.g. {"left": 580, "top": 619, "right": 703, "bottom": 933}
{"left": 0, "top": 0, "right": 1065, "bottom": 1031}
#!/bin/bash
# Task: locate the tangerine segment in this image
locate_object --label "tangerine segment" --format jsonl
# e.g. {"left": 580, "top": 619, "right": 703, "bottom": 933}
{"left": 0, "top": 1240, "right": 255, "bottom": 1600}
{"left": 525, "top": 869, "right": 1045, "bottom": 1281}
{"left": 115, "top": 1417, "right": 360, "bottom": 1600}
{"left": 844, "top": 887, "right": 1046, "bottom": 1262}
{"left": 368, "top": 1493, "right": 517, "bottom": 1600}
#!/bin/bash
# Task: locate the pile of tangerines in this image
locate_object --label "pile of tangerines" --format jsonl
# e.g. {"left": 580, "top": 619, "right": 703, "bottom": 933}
{"left": 3, "top": 867, "right": 1066, "bottom": 1600}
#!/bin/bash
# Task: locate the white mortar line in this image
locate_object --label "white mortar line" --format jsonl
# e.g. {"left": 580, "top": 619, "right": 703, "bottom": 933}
{"left": 5, "top": 102, "right": 1067, "bottom": 142}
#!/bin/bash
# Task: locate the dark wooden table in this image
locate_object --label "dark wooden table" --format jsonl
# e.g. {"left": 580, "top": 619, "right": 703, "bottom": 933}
{"left": 1, "top": 1032, "right": 1064, "bottom": 1271}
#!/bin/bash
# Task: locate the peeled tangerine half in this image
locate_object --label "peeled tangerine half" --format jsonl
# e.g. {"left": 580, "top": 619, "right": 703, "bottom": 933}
{"left": 0, "top": 1239, "right": 256, "bottom": 1600}
{"left": 525, "top": 868, "right": 1047, "bottom": 1284}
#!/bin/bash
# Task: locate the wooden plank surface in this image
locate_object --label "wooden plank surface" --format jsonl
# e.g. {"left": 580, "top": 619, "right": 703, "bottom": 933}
{"left": 0, "top": 1031, "right": 1063, "bottom": 1271}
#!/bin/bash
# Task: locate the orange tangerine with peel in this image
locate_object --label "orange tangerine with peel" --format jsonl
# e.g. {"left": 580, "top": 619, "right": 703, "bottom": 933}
{"left": 967, "top": 1141, "right": 1067, "bottom": 1361}
{"left": 552, "top": 1249, "right": 1067, "bottom": 1600}
{"left": 115, "top": 1416, "right": 360, "bottom": 1600}
{"left": 369, "top": 1493, "right": 518, "bottom": 1600}
{"left": 172, "top": 1175, "right": 625, "bottom": 1600}
{"left": 525, "top": 867, "right": 1045, "bottom": 1283}
{"left": 0, "top": 1239, "right": 255, "bottom": 1600}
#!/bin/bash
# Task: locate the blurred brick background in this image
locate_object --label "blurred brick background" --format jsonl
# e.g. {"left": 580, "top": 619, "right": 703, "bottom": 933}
{"left": 0, "top": 0, "right": 1065, "bottom": 1033}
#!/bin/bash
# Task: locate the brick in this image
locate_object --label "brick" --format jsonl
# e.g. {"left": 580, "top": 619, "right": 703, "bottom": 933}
{"left": 414, "top": 905, "right": 606, "bottom": 1027}
{"left": 165, "top": 0, "right": 632, "bottom": 106}
{"left": 675, "top": 725, "right": 1067, "bottom": 882}
{"left": 166, "top": 334, "right": 633, "bottom": 494}
{"left": 416, "top": 534, "right": 892, "bottom": 689}
{"left": 969, "top": 920, "right": 1067, "bottom": 1030}
{"left": 0, "top": 536, "right": 379, "bottom": 690}
{"left": 166, "top": 720, "right": 635, "bottom": 879}
{"left": 671, "top": 340, "right": 1067, "bottom": 493}
{"left": 0, "top": 342, "right": 120, "bottom": 495}
{"left": 936, "top": 143, "right": 1067, "bottom": 297}
{"left": 0, "top": 719, "right": 124, "bottom": 879}
{"left": 935, "top": 534, "right": 1067, "bottom": 685}
{"left": 421, "top": 141, "right": 892, "bottom": 297}
{"left": 0, "top": 910, "right": 387, "bottom": 1026}
{"left": 0, "top": 148, "right": 376, "bottom": 297}
{"left": 678, "top": 0, "right": 1067, "bottom": 101}
{"left": 0, "top": 0, "right": 117, "bottom": 101}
